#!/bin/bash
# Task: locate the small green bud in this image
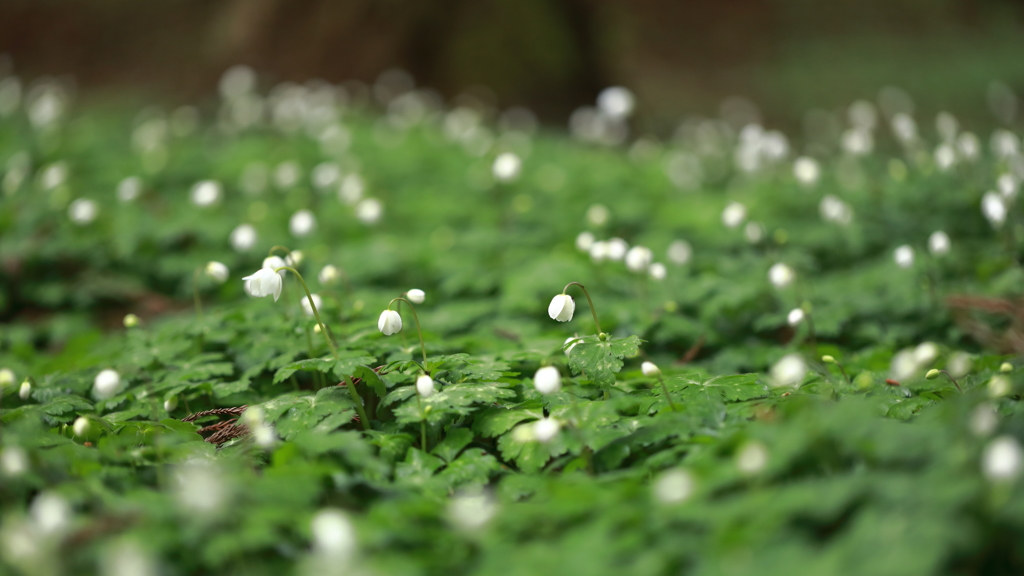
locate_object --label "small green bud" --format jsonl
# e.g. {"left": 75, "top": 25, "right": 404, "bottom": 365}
{"left": 925, "top": 369, "right": 940, "bottom": 380}
{"left": 1000, "top": 362, "right": 1013, "bottom": 373}
{"left": 123, "top": 313, "right": 140, "bottom": 328}
{"left": 821, "top": 355, "right": 836, "bottom": 364}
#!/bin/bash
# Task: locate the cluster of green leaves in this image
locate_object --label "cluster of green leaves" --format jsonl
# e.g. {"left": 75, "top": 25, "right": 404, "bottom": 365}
{"left": 1, "top": 88, "right": 1023, "bottom": 576}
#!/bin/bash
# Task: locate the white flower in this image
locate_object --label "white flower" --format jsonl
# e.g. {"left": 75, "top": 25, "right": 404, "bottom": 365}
{"left": 792, "top": 156, "right": 820, "bottom": 186}
{"left": 548, "top": 294, "right": 575, "bottom": 322}
{"left": 947, "top": 352, "right": 973, "bottom": 378}
{"left": 667, "top": 240, "right": 692, "bottom": 265}
{"left": 891, "top": 113, "right": 917, "bottom": 142}
{"left": 205, "top": 261, "right": 229, "bottom": 283}
{"left": 957, "top": 132, "right": 980, "bottom": 160}
{"left": 587, "top": 204, "right": 610, "bottom": 226}
{"left": 406, "top": 288, "right": 425, "bottom": 304}
{"left": 0, "top": 446, "right": 28, "bottom": 477}
{"left": 982, "top": 192, "right": 1007, "bottom": 229}
{"left": 164, "top": 396, "right": 179, "bottom": 412}
{"left": 841, "top": 128, "right": 873, "bottom": 155}
{"left": 73, "top": 416, "right": 90, "bottom": 437}
{"left": 914, "top": 342, "right": 939, "bottom": 365}
{"left": 589, "top": 240, "right": 609, "bottom": 262}
{"left": 736, "top": 441, "right": 769, "bottom": 474}
{"left": 447, "top": 490, "right": 498, "bottom": 531}
{"left": 93, "top": 368, "right": 122, "bottom": 399}
{"left": 289, "top": 209, "right": 316, "bottom": 237}
{"left": 0, "top": 368, "right": 14, "bottom": 387}
{"left": 606, "top": 238, "right": 628, "bottom": 261}
{"left": 721, "top": 201, "right": 747, "bottom": 228}
{"left": 998, "top": 173, "right": 1019, "bottom": 200}
{"left": 787, "top": 308, "right": 805, "bottom": 326}
{"left": 30, "top": 492, "right": 71, "bottom": 536}
{"left": 230, "top": 223, "right": 258, "bottom": 252}
{"left": 934, "top": 144, "right": 956, "bottom": 171}
{"left": 649, "top": 262, "right": 667, "bottom": 280}
{"left": 100, "top": 540, "right": 157, "bottom": 576}
{"left": 173, "top": 460, "right": 228, "bottom": 516}
{"left": 378, "top": 310, "right": 402, "bottom": 335}
{"left": 575, "top": 231, "right": 595, "bottom": 252}
{"left": 625, "top": 246, "right": 653, "bottom": 272}
{"left": 989, "top": 375, "right": 1012, "bottom": 398}
{"left": 653, "top": 469, "right": 695, "bottom": 504}
{"left": 563, "top": 336, "right": 580, "bottom": 357}
{"left": 311, "top": 162, "right": 341, "bottom": 189}
{"left": 319, "top": 264, "right": 341, "bottom": 285}
{"left": 819, "top": 195, "right": 853, "bottom": 225}
{"left": 744, "top": 222, "right": 765, "bottom": 244}
{"left": 641, "top": 361, "right": 661, "bottom": 377}
{"left": 889, "top": 349, "right": 919, "bottom": 381}
{"left": 252, "top": 424, "right": 277, "bottom": 448}
{"left": 770, "top": 354, "right": 806, "bottom": 387}
{"left": 68, "top": 198, "right": 98, "bottom": 225}
{"left": 338, "top": 174, "right": 364, "bottom": 205}
{"left": 117, "top": 176, "right": 142, "bottom": 202}
{"left": 597, "top": 86, "right": 635, "bottom": 119}
{"left": 970, "top": 403, "right": 998, "bottom": 437}
{"left": 311, "top": 509, "right": 356, "bottom": 559}
{"left": 928, "top": 231, "right": 950, "bottom": 256}
{"left": 533, "top": 418, "right": 560, "bottom": 443}
{"left": 982, "top": 436, "right": 1023, "bottom": 482}
{"left": 768, "top": 263, "right": 795, "bottom": 288}
{"left": 894, "top": 245, "right": 915, "bottom": 269}
{"left": 355, "top": 197, "right": 383, "bottom": 224}
{"left": 262, "top": 255, "right": 287, "bottom": 275}
{"left": 285, "top": 250, "right": 303, "bottom": 267}
{"left": 492, "top": 152, "right": 522, "bottom": 182}
{"left": 190, "top": 180, "right": 221, "bottom": 207}
{"left": 416, "top": 374, "right": 435, "bottom": 397}
{"left": 533, "top": 366, "right": 561, "bottom": 394}
{"left": 18, "top": 381, "right": 30, "bottom": 400}
{"left": 243, "top": 268, "right": 283, "bottom": 301}
{"left": 300, "top": 294, "right": 323, "bottom": 317}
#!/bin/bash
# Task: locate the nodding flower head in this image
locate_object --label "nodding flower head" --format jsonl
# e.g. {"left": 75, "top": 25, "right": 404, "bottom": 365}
{"left": 378, "top": 309, "right": 403, "bottom": 336}
{"left": 533, "top": 366, "right": 561, "bottom": 394}
{"left": 625, "top": 246, "right": 653, "bottom": 273}
{"left": 319, "top": 264, "right": 341, "bottom": 285}
{"left": 243, "top": 268, "right": 283, "bottom": 301}
{"left": 416, "top": 374, "right": 435, "bottom": 397}
{"left": 641, "top": 361, "right": 661, "bottom": 377}
{"left": 205, "top": 261, "right": 229, "bottom": 283}
{"left": 548, "top": 294, "right": 575, "bottom": 322}
{"left": 262, "top": 256, "right": 287, "bottom": 275}
{"left": 406, "top": 289, "right": 426, "bottom": 304}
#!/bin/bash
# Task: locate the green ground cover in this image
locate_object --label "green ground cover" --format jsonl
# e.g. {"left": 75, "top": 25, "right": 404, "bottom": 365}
{"left": 1, "top": 80, "right": 1023, "bottom": 575}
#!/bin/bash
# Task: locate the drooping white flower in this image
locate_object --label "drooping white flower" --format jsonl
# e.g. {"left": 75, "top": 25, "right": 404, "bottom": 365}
{"left": 548, "top": 294, "right": 575, "bottom": 322}
{"left": 649, "top": 262, "right": 667, "bottom": 280}
{"left": 68, "top": 198, "right": 98, "bottom": 225}
{"left": 300, "top": 294, "right": 323, "bottom": 317}
{"left": 229, "top": 223, "right": 258, "bottom": 252}
{"left": 0, "top": 446, "right": 28, "bottom": 477}
{"left": 982, "top": 192, "right": 1007, "bottom": 229}
{"left": 447, "top": 490, "right": 498, "bottom": 531}
{"left": 667, "top": 240, "right": 692, "bottom": 265}
{"left": 957, "top": 132, "right": 980, "bottom": 161}
{"left": 18, "top": 380, "right": 30, "bottom": 400}
{"left": 533, "top": 418, "right": 560, "bottom": 442}
{"left": 492, "top": 152, "right": 522, "bottom": 182}
{"left": 164, "top": 395, "right": 179, "bottom": 412}
{"left": 319, "top": 264, "right": 341, "bottom": 285}
{"left": 787, "top": 308, "right": 805, "bottom": 326}
{"left": 624, "top": 246, "right": 653, "bottom": 273}
{"left": 928, "top": 231, "right": 950, "bottom": 256}
{"left": 73, "top": 416, "right": 90, "bottom": 437}
{"left": 770, "top": 354, "right": 806, "bottom": 387}
{"left": 30, "top": 492, "right": 71, "bottom": 536}
{"left": 589, "top": 240, "right": 609, "bottom": 262}
{"left": 894, "top": 245, "right": 915, "bottom": 269}
{"left": 0, "top": 368, "right": 14, "bottom": 387}
{"left": 819, "top": 195, "right": 853, "bottom": 225}
{"left": 117, "top": 176, "right": 142, "bottom": 202}
{"left": 355, "top": 197, "right": 383, "bottom": 224}
{"left": 970, "top": 403, "right": 998, "bottom": 437}
{"left": 934, "top": 144, "right": 956, "bottom": 171}
{"left": 406, "top": 289, "right": 425, "bottom": 304}
{"left": 262, "top": 255, "right": 287, "bottom": 275}
{"left": 736, "top": 441, "right": 769, "bottom": 474}
{"left": 641, "top": 361, "right": 661, "bottom": 377}
{"left": 586, "top": 204, "right": 610, "bottom": 226}
{"left": 190, "top": 180, "right": 221, "bottom": 207}
{"left": 606, "top": 238, "right": 628, "bottom": 261}
{"left": 721, "top": 201, "right": 747, "bottom": 228}
{"left": 563, "top": 336, "right": 580, "bottom": 357}
{"left": 793, "top": 156, "right": 820, "bottom": 186}
{"left": 285, "top": 250, "right": 303, "bottom": 267}
{"left": 243, "top": 268, "right": 283, "bottom": 301}
{"left": 768, "top": 263, "right": 795, "bottom": 288}
{"left": 311, "top": 509, "right": 357, "bottom": 559}
{"left": 205, "top": 261, "right": 229, "bottom": 283}
{"left": 653, "top": 468, "right": 695, "bottom": 504}
{"left": 289, "top": 209, "right": 316, "bottom": 237}
{"left": 575, "top": 231, "right": 595, "bottom": 252}
{"left": 982, "top": 436, "right": 1023, "bottom": 482}
{"left": 997, "top": 173, "right": 1019, "bottom": 200}
{"left": 378, "top": 310, "right": 402, "bottom": 335}
{"left": 597, "top": 86, "right": 635, "bottom": 119}
{"left": 416, "top": 374, "right": 435, "bottom": 397}
{"left": 93, "top": 368, "right": 122, "bottom": 399}
{"left": 533, "top": 366, "right": 561, "bottom": 394}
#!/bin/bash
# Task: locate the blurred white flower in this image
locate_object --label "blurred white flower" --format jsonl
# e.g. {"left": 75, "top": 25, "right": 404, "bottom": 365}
{"left": 262, "top": 255, "right": 287, "bottom": 275}
{"left": 0, "top": 446, "right": 28, "bottom": 477}
{"left": 982, "top": 436, "right": 1022, "bottom": 482}
{"left": 406, "top": 288, "right": 425, "bottom": 304}
{"left": 0, "top": 368, "right": 14, "bottom": 387}
{"left": 319, "top": 265, "right": 341, "bottom": 285}
{"left": 606, "top": 238, "right": 629, "bottom": 261}
{"left": 164, "top": 396, "right": 179, "bottom": 412}
{"left": 934, "top": 144, "right": 956, "bottom": 171}
{"left": 355, "top": 198, "right": 382, "bottom": 224}
{"left": 721, "top": 201, "right": 747, "bottom": 228}
{"left": 587, "top": 204, "right": 610, "bottom": 226}
{"left": 787, "top": 308, "right": 805, "bottom": 326}
{"left": 819, "top": 195, "right": 853, "bottom": 225}
{"left": 970, "top": 403, "right": 998, "bottom": 437}
{"left": 982, "top": 192, "right": 1007, "bottom": 229}
{"left": 94, "top": 368, "right": 122, "bottom": 399}
{"left": 73, "top": 416, "right": 90, "bottom": 437}
{"left": 770, "top": 354, "right": 806, "bottom": 387}
{"left": 447, "top": 490, "right": 498, "bottom": 532}
{"left": 792, "top": 156, "right": 821, "bottom": 187}
{"left": 744, "top": 222, "right": 764, "bottom": 244}
{"left": 100, "top": 540, "right": 158, "bottom": 576}
{"left": 285, "top": 250, "right": 304, "bottom": 267}
{"left": 891, "top": 113, "right": 918, "bottom": 143}
{"left": 893, "top": 245, "right": 915, "bottom": 269}
{"left": 589, "top": 240, "right": 609, "bottom": 262}
{"left": 310, "top": 509, "right": 356, "bottom": 559}
{"left": 274, "top": 161, "right": 301, "bottom": 190}
{"left": 533, "top": 366, "right": 561, "bottom": 394}
{"left": 649, "top": 262, "right": 667, "bottom": 280}
{"left": 229, "top": 223, "right": 258, "bottom": 252}
{"left": 735, "top": 441, "right": 769, "bottom": 474}
{"left": 597, "top": 86, "right": 635, "bottom": 119}
{"left": 492, "top": 152, "right": 522, "bottom": 182}
{"left": 848, "top": 100, "right": 877, "bottom": 130}
{"left": 190, "top": 180, "right": 221, "bottom": 207}
{"left": 991, "top": 129, "right": 1020, "bottom": 159}
{"left": 841, "top": 128, "right": 873, "bottom": 155}
{"left": 947, "top": 352, "right": 973, "bottom": 378}
{"left": 173, "top": 460, "right": 228, "bottom": 516}
{"left": 117, "top": 176, "right": 142, "bottom": 202}
{"left": 30, "top": 492, "right": 70, "bottom": 537}
{"left": 533, "top": 418, "right": 560, "bottom": 442}
{"left": 989, "top": 375, "right": 1012, "bottom": 398}
{"left": 311, "top": 162, "right": 341, "bottom": 190}
{"left": 575, "top": 231, "right": 595, "bottom": 252}
{"left": 956, "top": 132, "right": 980, "bottom": 161}
{"left": 928, "top": 231, "right": 950, "bottom": 256}
{"left": 641, "top": 361, "right": 661, "bottom": 377}
{"left": 997, "top": 173, "right": 1018, "bottom": 200}
{"left": 68, "top": 198, "right": 98, "bottom": 225}
{"left": 625, "top": 246, "right": 653, "bottom": 273}
{"left": 243, "top": 268, "right": 283, "bottom": 301}
{"left": 768, "top": 263, "right": 795, "bottom": 288}
{"left": 416, "top": 374, "right": 435, "bottom": 397}
{"left": 289, "top": 209, "right": 316, "bottom": 237}
{"left": 914, "top": 342, "right": 939, "bottom": 365}
{"left": 18, "top": 380, "right": 30, "bottom": 400}
{"left": 653, "top": 468, "right": 695, "bottom": 504}
{"left": 667, "top": 240, "right": 692, "bottom": 265}
{"left": 205, "top": 261, "right": 229, "bottom": 283}
{"left": 563, "top": 336, "right": 580, "bottom": 357}
{"left": 300, "top": 293, "right": 323, "bottom": 317}
{"left": 338, "top": 174, "right": 365, "bottom": 205}
{"left": 889, "top": 349, "right": 918, "bottom": 381}
{"left": 936, "top": 111, "right": 958, "bottom": 142}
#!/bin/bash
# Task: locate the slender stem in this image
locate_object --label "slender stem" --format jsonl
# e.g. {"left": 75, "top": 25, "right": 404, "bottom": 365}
{"left": 277, "top": 266, "right": 370, "bottom": 430}
{"left": 938, "top": 369, "right": 963, "bottom": 393}
{"left": 388, "top": 297, "right": 427, "bottom": 363}
{"left": 836, "top": 363, "right": 851, "bottom": 385}
{"left": 268, "top": 245, "right": 293, "bottom": 259}
{"left": 562, "top": 282, "right": 602, "bottom": 335}
{"left": 655, "top": 374, "right": 679, "bottom": 412}
{"left": 192, "top": 267, "right": 203, "bottom": 318}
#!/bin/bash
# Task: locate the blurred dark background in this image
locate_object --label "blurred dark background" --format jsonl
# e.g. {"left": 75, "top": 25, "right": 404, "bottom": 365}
{"left": 2, "top": 0, "right": 1024, "bottom": 128}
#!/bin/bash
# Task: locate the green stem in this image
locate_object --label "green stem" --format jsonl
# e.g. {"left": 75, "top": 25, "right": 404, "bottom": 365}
{"left": 277, "top": 266, "right": 370, "bottom": 430}
{"left": 655, "top": 374, "right": 679, "bottom": 412}
{"left": 938, "top": 369, "right": 963, "bottom": 393}
{"left": 268, "top": 245, "right": 293, "bottom": 259}
{"left": 388, "top": 297, "right": 427, "bottom": 363}
{"left": 418, "top": 395, "right": 427, "bottom": 451}
{"left": 562, "top": 282, "right": 603, "bottom": 336}
{"left": 192, "top": 267, "right": 203, "bottom": 318}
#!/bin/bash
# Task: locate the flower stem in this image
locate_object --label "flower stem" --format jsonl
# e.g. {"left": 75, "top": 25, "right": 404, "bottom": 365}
{"left": 388, "top": 297, "right": 427, "bottom": 364}
{"left": 268, "top": 245, "right": 293, "bottom": 259}
{"left": 278, "top": 266, "right": 370, "bottom": 430}
{"left": 655, "top": 374, "right": 679, "bottom": 412}
{"left": 562, "top": 282, "right": 603, "bottom": 336}
{"left": 192, "top": 267, "right": 203, "bottom": 318}
{"left": 938, "top": 369, "right": 963, "bottom": 393}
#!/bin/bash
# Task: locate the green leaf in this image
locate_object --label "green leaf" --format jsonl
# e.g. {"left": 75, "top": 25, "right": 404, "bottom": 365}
{"left": 567, "top": 334, "right": 643, "bottom": 387}
{"left": 431, "top": 427, "right": 474, "bottom": 462}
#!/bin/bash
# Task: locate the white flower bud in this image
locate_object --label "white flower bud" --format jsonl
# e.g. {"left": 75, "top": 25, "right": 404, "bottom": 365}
{"left": 0, "top": 446, "right": 28, "bottom": 477}
{"left": 533, "top": 418, "right": 560, "bottom": 443}
{"left": 787, "top": 308, "right": 805, "bottom": 326}
{"left": 982, "top": 436, "right": 1022, "bottom": 482}
{"left": 547, "top": 294, "right": 575, "bottom": 322}
{"left": 653, "top": 469, "right": 695, "bottom": 504}
{"left": 770, "top": 354, "right": 806, "bottom": 387}
{"left": 164, "top": 395, "right": 179, "bottom": 412}
{"left": 641, "top": 361, "right": 661, "bottom": 377}
{"left": 73, "top": 416, "right": 90, "bottom": 437}
{"left": 190, "top": 180, "right": 221, "bottom": 207}
{"left": 205, "top": 261, "right": 229, "bottom": 283}
{"left": 311, "top": 509, "right": 356, "bottom": 559}
{"left": 300, "top": 294, "right": 323, "bottom": 317}
{"left": 792, "top": 156, "right": 820, "bottom": 186}
{"left": 285, "top": 250, "right": 304, "bottom": 267}
{"left": 606, "top": 238, "right": 628, "bottom": 261}
{"left": 229, "top": 223, "right": 258, "bottom": 252}
{"left": 93, "top": 368, "right": 122, "bottom": 399}
{"left": 243, "top": 268, "right": 283, "bottom": 301}
{"left": 625, "top": 246, "right": 653, "bottom": 273}
{"left": 721, "top": 202, "right": 746, "bottom": 228}
{"left": 289, "top": 209, "right": 316, "bottom": 237}
{"left": 894, "top": 245, "right": 915, "bottom": 269}
{"left": 0, "top": 368, "right": 14, "bottom": 387}
{"left": 406, "top": 288, "right": 426, "bottom": 304}
{"left": 18, "top": 380, "right": 30, "bottom": 400}
{"left": 982, "top": 192, "right": 1007, "bottom": 229}
{"left": 928, "top": 231, "right": 950, "bottom": 256}
{"left": 68, "top": 198, "right": 98, "bottom": 225}
{"left": 575, "top": 231, "right": 595, "bottom": 252}
{"left": 736, "top": 441, "right": 769, "bottom": 474}
{"left": 586, "top": 204, "right": 610, "bottom": 226}
{"left": 563, "top": 336, "right": 579, "bottom": 357}
{"left": 597, "top": 86, "right": 635, "bottom": 119}
{"left": 378, "top": 310, "right": 403, "bottom": 335}
{"left": 533, "top": 366, "right": 561, "bottom": 394}
{"left": 768, "top": 262, "right": 795, "bottom": 288}
{"left": 318, "top": 264, "right": 341, "bottom": 285}
{"left": 262, "top": 255, "right": 287, "bottom": 274}
{"left": 492, "top": 152, "right": 522, "bottom": 182}
{"left": 416, "top": 374, "right": 435, "bottom": 397}
{"left": 355, "top": 197, "right": 383, "bottom": 224}
{"left": 649, "top": 262, "right": 667, "bottom": 280}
